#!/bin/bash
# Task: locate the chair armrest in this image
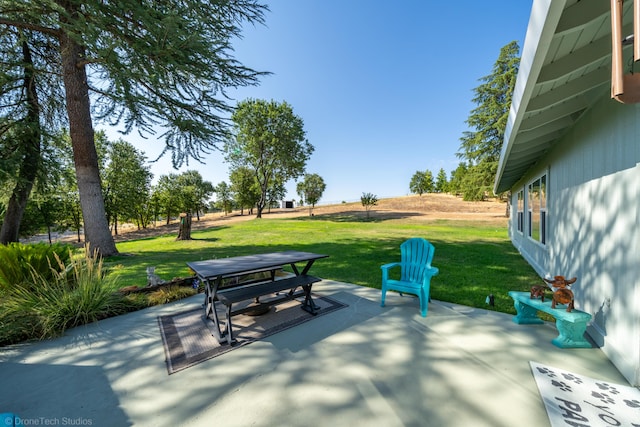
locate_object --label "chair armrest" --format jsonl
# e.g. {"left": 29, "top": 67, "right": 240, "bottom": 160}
{"left": 421, "top": 267, "right": 439, "bottom": 287}
{"left": 426, "top": 266, "right": 439, "bottom": 276}
{"left": 380, "top": 262, "right": 401, "bottom": 272}
{"left": 381, "top": 262, "right": 401, "bottom": 282}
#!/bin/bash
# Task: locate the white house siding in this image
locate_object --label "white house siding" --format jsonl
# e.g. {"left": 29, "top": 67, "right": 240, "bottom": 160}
{"left": 508, "top": 96, "right": 640, "bottom": 386}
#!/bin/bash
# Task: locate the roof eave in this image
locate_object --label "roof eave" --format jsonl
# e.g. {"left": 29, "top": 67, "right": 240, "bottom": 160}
{"left": 494, "top": 0, "right": 568, "bottom": 194}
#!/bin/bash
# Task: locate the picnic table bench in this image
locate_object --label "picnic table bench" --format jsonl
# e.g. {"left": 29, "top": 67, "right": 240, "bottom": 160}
{"left": 508, "top": 291, "right": 592, "bottom": 348}
{"left": 187, "top": 251, "right": 328, "bottom": 344}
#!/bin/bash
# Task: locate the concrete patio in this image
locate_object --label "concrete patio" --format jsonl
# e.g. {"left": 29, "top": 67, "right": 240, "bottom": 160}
{"left": 0, "top": 280, "right": 630, "bottom": 427}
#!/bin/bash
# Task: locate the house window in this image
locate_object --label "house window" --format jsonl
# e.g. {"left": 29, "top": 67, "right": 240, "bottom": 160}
{"left": 516, "top": 189, "right": 524, "bottom": 233}
{"left": 528, "top": 173, "right": 547, "bottom": 245}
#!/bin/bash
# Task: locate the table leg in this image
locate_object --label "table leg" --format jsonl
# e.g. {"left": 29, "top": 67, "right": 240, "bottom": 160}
{"left": 225, "top": 304, "right": 236, "bottom": 344}
{"left": 300, "top": 283, "right": 319, "bottom": 315}
{"left": 288, "top": 259, "right": 316, "bottom": 276}
{"left": 300, "top": 259, "right": 316, "bottom": 275}
{"left": 290, "top": 259, "right": 320, "bottom": 307}
{"left": 203, "top": 279, "right": 214, "bottom": 319}
{"left": 204, "top": 277, "right": 230, "bottom": 344}
{"left": 290, "top": 264, "right": 300, "bottom": 276}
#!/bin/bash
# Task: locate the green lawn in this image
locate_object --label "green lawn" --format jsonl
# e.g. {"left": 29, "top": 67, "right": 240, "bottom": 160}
{"left": 107, "top": 214, "right": 541, "bottom": 315}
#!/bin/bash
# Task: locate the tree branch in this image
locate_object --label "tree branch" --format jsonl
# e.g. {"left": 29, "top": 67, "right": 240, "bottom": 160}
{"left": 0, "top": 18, "right": 61, "bottom": 38}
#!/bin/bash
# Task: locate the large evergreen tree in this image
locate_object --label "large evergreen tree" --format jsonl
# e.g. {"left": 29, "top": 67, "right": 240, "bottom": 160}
{"left": 0, "top": 28, "right": 63, "bottom": 244}
{"left": 457, "top": 41, "right": 520, "bottom": 201}
{"left": 1, "top": 0, "right": 268, "bottom": 255}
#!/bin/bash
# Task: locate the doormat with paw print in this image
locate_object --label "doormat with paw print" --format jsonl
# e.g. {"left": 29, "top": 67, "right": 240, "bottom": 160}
{"left": 530, "top": 361, "right": 640, "bottom": 427}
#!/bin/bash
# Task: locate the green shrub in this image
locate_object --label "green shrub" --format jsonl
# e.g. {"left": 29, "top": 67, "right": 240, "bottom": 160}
{"left": 0, "top": 242, "right": 75, "bottom": 293}
{"left": 0, "top": 311, "right": 40, "bottom": 346}
{"left": 147, "top": 285, "right": 197, "bottom": 306}
{"left": 0, "top": 246, "right": 127, "bottom": 342}
{"left": 122, "top": 293, "right": 152, "bottom": 310}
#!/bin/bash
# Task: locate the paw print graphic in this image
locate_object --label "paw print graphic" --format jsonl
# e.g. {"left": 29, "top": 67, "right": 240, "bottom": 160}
{"left": 536, "top": 367, "right": 557, "bottom": 378}
{"left": 561, "top": 373, "right": 583, "bottom": 385}
{"left": 551, "top": 379, "right": 572, "bottom": 392}
{"left": 591, "top": 391, "right": 616, "bottom": 405}
{"left": 595, "top": 382, "right": 620, "bottom": 395}
{"left": 623, "top": 399, "right": 640, "bottom": 409}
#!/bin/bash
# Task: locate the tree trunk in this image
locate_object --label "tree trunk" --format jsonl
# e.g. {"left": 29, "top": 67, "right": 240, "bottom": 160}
{"left": 0, "top": 136, "right": 39, "bottom": 244}
{"left": 0, "top": 41, "right": 41, "bottom": 244}
{"left": 256, "top": 196, "right": 265, "bottom": 218}
{"left": 59, "top": 22, "right": 117, "bottom": 256}
{"left": 176, "top": 212, "right": 192, "bottom": 240}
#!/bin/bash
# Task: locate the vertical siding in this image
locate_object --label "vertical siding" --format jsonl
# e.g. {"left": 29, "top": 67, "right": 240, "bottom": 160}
{"left": 509, "top": 96, "right": 640, "bottom": 385}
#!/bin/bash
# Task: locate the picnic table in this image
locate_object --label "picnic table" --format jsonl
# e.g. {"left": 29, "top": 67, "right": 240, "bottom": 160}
{"left": 187, "top": 251, "right": 328, "bottom": 344}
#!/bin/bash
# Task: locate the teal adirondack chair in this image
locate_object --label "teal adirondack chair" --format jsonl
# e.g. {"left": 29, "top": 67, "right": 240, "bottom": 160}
{"left": 380, "top": 238, "right": 439, "bottom": 317}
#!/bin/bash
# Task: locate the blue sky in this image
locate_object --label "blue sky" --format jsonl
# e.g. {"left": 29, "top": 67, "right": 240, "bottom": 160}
{"left": 102, "top": 1, "right": 533, "bottom": 205}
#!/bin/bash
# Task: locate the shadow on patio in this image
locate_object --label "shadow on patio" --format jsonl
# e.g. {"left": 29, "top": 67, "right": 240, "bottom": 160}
{"left": 0, "top": 280, "right": 628, "bottom": 427}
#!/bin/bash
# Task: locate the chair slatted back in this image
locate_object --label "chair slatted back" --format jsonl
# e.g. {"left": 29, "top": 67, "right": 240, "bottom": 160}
{"left": 400, "top": 238, "right": 435, "bottom": 283}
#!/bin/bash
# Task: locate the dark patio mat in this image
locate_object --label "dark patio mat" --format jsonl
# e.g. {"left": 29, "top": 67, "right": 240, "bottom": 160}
{"left": 158, "top": 293, "right": 347, "bottom": 374}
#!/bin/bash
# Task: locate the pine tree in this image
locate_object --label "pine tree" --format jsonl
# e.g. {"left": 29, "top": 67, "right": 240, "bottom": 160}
{"left": 457, "top": 41, "right": 520, "bottom": 201}
{"left": 1, "top": 0, "right": 268, "bottom": 255}
{"left": 435, "top": 168, "right": 448, "bottom": 193}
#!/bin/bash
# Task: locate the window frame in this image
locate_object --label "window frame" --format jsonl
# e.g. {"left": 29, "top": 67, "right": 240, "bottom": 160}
{"left": 516, "top": 188, "right": 524, "bottom": 234}
{"left": 527, "top": 172, "right": 547, "bottom": 245}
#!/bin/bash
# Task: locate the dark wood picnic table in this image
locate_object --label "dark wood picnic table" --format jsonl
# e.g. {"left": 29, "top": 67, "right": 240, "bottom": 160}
{"left": 187, "top": 251, "right": 328, "bottom": 344}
